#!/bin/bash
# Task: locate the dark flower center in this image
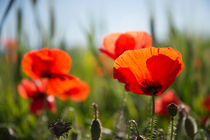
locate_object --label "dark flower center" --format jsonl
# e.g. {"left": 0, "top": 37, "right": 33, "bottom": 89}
{"left": 139, "top": 80, "right": 162, "bottom": 95}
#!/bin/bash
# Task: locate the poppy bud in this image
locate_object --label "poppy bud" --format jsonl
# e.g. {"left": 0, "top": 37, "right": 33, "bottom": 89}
{"left": 48, "top": 120, "right": 71, "bottom": 138}
{"left": 168, "top": 103, "right": 178, "bottom": 117}
{"left": 91, "top": 103, "right": 102, "bottom": 140}
{"left": 91, "top": 119, "right": 102, "bottom": 140}
{"left": 183, "top": 116, "right": 197, "bottom": 139}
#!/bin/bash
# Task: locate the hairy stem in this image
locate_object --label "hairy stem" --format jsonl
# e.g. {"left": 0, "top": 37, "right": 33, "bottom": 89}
{"left": 170, "top": 117, "right": 174, "bottom": 140}
{"left": 150, "top": 93, "right": 155, "bottom": 140}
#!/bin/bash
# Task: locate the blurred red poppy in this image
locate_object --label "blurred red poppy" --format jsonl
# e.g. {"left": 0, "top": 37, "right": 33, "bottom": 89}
{"left": 2, "top": 38, "right": 18, "bottom": 64}
{"left": 2, "top": 38, "right": 17, "bottom": 50}
{"left": 202, "top": 95, "right": 210, "bottom": 112}
{"left": 18, "top": 79, "right": 56, "bottom": 115}
{"left": 21, "top": 48, "right": 90, "bottom": 101}
{"left": 22, "top": 48, "right": 71, "bottom": 95}
{"left": 155, "top": 90, "right": 181, "bottom": 116}
{"left": 99, "top": 31, "right": 152, "bottom": 59}
{"left": 113, "top": 47, "right": 184, "bottom": 96}
{"left": 22, "top": 48, "right": 71, "bottom": 79}
{"left": 48, "top": 75, "right": 89, "bottom": 102}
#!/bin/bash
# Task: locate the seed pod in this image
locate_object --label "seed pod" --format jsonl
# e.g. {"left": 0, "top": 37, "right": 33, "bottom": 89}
{"left": 183, "top": 116, "right": 197, "bottom": 139}
{"left": 168, "top": 103, "right": 178, "bottom": 117}
{"left": 91, "top": 103, "right": 102, "bottom": 140}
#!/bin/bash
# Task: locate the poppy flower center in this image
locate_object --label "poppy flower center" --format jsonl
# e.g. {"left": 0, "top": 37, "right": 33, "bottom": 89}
{"left": 139, "top": 80, "right": 162, "bottom": 95}
{"left": 115, "top": 34, "right": 136, "bottom": 57}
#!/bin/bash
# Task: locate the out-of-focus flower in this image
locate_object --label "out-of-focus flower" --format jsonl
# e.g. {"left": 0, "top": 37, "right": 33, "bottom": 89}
{"left": 21, "top": 48, "right": 90, "bottom": 101}
{"left": 22, "top": 48, "right": 71, "bottom": 80}
{"left": 2, "top": 38, "right": 17, "bottom": 64}
{"left": 2, "top": 38, "right": 17, "bottom": 50}
{"left": 22, "top": 48, "right": 71, "bottom": 96}
{"left": 202, "top": 95, "right": 210, "bottom": 112}
{"left": 99, "top": 31, "right": 152, "bottom": 60}
{"left": 201, "top": 116, "right": 210, "bottom": 126}
{"left": 155, "top": 90, "right": 181, "bottom": 116}
{"left": 113, "top": 47, "right": 184, "bottom": 96}
{"left": 193, "top": 56, "right": 203, "bottom": 70}
{"left": 18, "top": 79, "right": 56, "bottom": 115}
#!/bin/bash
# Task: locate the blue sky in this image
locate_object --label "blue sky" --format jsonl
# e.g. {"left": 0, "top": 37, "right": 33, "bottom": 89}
{"left": 1, "top": 0, "right": 210, "bottom": 48}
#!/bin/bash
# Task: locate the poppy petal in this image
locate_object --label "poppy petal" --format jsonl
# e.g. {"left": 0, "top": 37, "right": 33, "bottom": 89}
{"left": 99, "top": 48, "right": 116, "bottom": 59}
{"left": 30, "top": 97, "right": 44, "bottom": 115}
{"left": 127, "top": 31, "right": 152, "bottom": 49}
{"left": 17, "top": 79, "right": 39, "bottom": 98}
{"left": 155, "top": 90, "right": 181, "bottom": 116}
{"left": 59, "top": 79, "right": 90, "bottom": 102}
{"left": 114, "top": 47, "right": 184, "bottom": 96}
{"left": 115, "top": 33, "right": 136, "bottom": 57}
{"left": 113, "top": 67, "right": 139, "bottom": 92}
{"left": 47, "top": 75, "right": 76, "bottom": 96}
{"left": 47, "top": 75, "right": 89, "bottom": 102}
{"left": 202, "top": 95, "right": 210, "bottom": 112}
{"left": 146, "top": 48, "right": 184, "bottom": 95}
{"left": 100, "top": 31, "right": 153, "bottom": 59}
{"left": 22, "top": 48, "right": 71, "bottom": 79}
{"left": 101, "top": 32, "right": 121, "bottom": 59}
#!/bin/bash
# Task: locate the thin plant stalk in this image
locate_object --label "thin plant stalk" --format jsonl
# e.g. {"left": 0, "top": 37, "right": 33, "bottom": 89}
{"left": 170, "top": 117, "right": 174, "bottom": 140}
{"left": 150, "top": 93, "right": 155, "bottom": 140}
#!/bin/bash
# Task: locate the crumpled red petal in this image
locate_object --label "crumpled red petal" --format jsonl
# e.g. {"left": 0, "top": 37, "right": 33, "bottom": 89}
{"left": 18, "top": 79, "right": 39, "bottom": 98}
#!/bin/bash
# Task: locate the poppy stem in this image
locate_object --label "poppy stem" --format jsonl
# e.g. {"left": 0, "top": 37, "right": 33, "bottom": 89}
{"left": 150, "top": 93, "right": 155, "bottom": 140}
{"left": 152, "top": 93, "right": 155, "bottom": 115}
{"left": 170, "top": 117, "right": 174, "bottom": 140}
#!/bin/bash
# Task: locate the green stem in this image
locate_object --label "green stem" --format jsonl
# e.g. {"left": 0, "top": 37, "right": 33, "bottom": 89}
{"left": 150, "top": 93, "right": 155, "bottom": 140}
{"left": 170, "top": 117, "right": 174, "bottom": 140}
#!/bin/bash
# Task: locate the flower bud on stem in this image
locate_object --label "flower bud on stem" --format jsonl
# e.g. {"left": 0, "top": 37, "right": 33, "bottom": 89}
{"left": 91, "top": 103, "right": 102, "bottom": 140}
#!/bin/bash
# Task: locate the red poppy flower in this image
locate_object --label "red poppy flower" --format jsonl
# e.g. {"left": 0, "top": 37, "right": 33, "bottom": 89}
{"left": 113, "top": 47, "right": 184, "bottom": 96}
{"left": 2, "top": 38, "right": 18, "bottom": 63}
{"left": 47, "top": 75, "right": 90, "bottom": 102}
{"left": 202, "top": 95, "right": 210, "bottom": 112}
{"left": 99, "top": 31, "right": 152, "bottom": 59}
{"left": 155, "top": 90, "right": 181, "bottom": 116}
{"left": 22, "top": 48, "right": 71, "bottom": 79}
{"left": 2, "top": 38, "right": 17, "bottom": 50}
{"left": 201, "top": 116, "right": 210, "bottom": 125}
{"left": 18, "top": 79, "right": 56, "bottom": 115}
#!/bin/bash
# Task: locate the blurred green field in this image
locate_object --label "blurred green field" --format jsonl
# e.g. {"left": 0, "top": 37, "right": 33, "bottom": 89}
{"left": 0, "top": 0, "right": 210, "bottom": 140}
